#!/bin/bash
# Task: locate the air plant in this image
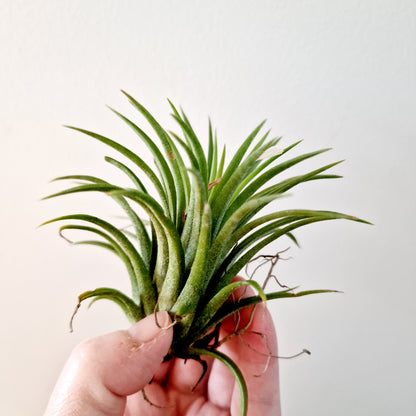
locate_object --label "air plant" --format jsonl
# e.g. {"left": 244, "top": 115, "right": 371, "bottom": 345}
{"left": 41, "top": 92, "right": 369, "bottom": 415}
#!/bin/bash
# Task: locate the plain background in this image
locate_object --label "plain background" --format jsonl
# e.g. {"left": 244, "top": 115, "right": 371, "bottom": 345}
{"left": 1, "top": 1, "right": 415, "bottom": 415}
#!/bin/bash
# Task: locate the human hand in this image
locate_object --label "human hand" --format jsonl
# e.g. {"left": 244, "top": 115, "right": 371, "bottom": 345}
{"left": 44, "top": 297, "right": 280, "bottom": 415}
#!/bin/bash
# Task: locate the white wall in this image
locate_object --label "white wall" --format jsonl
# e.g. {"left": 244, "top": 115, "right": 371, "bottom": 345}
{"left": 1, "top": 1, "right": 415, "bottom": 414}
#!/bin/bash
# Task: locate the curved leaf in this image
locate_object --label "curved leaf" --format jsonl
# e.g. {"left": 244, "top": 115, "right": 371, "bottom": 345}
{"left": 190, "top": 279, "right": 266, "bottom": 341}
{"left": 70, "top": 287, "right": 142, "bottom": 331}
{"left": 59, "top": 224, "right": 139, "bottom": 302}
{"left": 41, "top": 213, "right": 156, "bottom": 314}
{"left": 64, "top": 126, "right": 170, "bottom": 214}
{"left": 195, "top": 288, "right": 337, "bottom": 343}
{"left": 189, "top": 347, "right": 248, "bottom": 416}
{"left": 109, "top": 188, "right": 185, "bottom": 311}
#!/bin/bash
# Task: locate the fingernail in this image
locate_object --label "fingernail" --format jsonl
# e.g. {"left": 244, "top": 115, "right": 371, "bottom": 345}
{"left": 158, "top": 310, "right": 172, "bottom": 328}
{"left": 128, "top": 311, "right": 171, "bottom": 343}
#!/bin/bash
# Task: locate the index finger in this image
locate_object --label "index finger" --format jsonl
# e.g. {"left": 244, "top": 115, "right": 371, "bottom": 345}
{"left": 208, "top": 277, "right": 281, "bottom": 415}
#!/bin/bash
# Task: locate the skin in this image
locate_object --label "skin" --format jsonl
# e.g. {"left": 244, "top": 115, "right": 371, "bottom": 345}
{"left": 44, "top": 283, "right": 281, "bottom": 416}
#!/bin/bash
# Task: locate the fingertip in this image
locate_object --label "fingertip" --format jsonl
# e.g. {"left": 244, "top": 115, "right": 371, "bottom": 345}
{"left": 102, "top": 312, "right": 173, "bottom": 396}
{"left": 128, "top": 311, "right": 173, "bottom": 344}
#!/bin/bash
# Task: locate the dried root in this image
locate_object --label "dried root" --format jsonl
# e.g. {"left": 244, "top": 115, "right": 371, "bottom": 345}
{"left": 245, "top": 248, "right": 293, "bottom": 291}
{"left": 213, "top": 250, "right": 311, "bottom": 377}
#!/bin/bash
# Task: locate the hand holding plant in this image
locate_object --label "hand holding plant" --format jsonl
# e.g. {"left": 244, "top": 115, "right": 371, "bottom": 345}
{"left": 44, "top": 299, "right": 280, "bottom": 416}
{"left": 42, "top": 92, "right": 369, "bottom": 416}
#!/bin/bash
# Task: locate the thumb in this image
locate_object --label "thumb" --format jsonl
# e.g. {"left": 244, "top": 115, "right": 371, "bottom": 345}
{"left": 44, "top": 311, "right": 173, "bottom": 416}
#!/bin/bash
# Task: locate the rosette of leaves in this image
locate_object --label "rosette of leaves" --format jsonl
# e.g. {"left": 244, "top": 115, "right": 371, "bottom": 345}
{"left": 41, "top": 92, "right": 369, "bottom": 415}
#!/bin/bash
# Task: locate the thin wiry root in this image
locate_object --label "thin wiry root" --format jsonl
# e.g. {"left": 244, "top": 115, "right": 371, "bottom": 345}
{"left": 59, "top": 229, "right": 75, "bottom": 244}
{"left": 268, "top": 273, "right": 289, "bottom": 289}
{"left": 278, "top": 349, "right": 311, "bottom": 359}
{"left": 216, "top": 303, "right": 258, "bottom": 348}
{"left": 239, "top": 331, "right": 311, "bottom": 375}
{"left": 153, "top": 304, "right": 178, "bottom": 330}
{"left": 239, "top": 330, "right": 273, "bottom": 377}
{"left": 216, "top": 304, "right": 273, "bottom": 376}
{"left": 217, "top": 301, "right": 311, "bottom": 377}
{"left": 245, "top": 248, "right": 293, "bottom": 291}
{"left": 222, "top": 325, "right": 311, "bottom": 377}
{"left": 209, "top": 249, "right": 310, "bottom": 379}
{"left": 69, "top": 300, "right": 81, "bottom": 332}
{"left": 245, "top": 257, "right": 269, "bottom": 281}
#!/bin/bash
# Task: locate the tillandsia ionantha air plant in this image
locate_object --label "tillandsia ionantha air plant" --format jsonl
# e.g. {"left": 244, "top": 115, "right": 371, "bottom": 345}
{"left": 41, "top": 91, "right": 369, "bottom": 415}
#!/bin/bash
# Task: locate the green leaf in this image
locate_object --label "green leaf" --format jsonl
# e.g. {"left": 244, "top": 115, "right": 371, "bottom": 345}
{"left": 64, "top": 126, "right": 170, "bottom": 214}
{"left": 209, "top": 130, "right": 219, "bottom": 183}
{"left": 232, "top": 209, "right": 364, "bottom": 257}
{"left": 197, "top": 288, "right": 337, "bottom": 342}
{"left": 206, "top": 194, "right": 285, "bottom": 282}
{"left": 255, "top": 160, "right": 343, "bottom": 199}
{"left": 182, "top": 169, "right": 208, "bottom": 270}
{"left": 71, "top": 240, "right": 118, "bottom": 253}
{"left": 109, "top": 188, "right": 185, "bottom": 311}
{"left": 224, "top": 148, "right": 331, "bottom": 224}
{"left": 58, "top": 224, "right": 139, "bottom": 302}
{"left": 104, "top": 156, "right": 147, "bottom": 193}
{"left": 229, "top": 138, "right": 295, "bottom": 204}
{"left": 48, "top": 179, "right": 152, "bottom": 264}
{"left": 209, "top": 120, "right": 266, "bottom": 207}
{"left": 41, "top": 212, "right": 156, "bottom": 314}
{"left": 180, "top": 182, "right": 196, "bottom": 254}
{"left": 190, "top": 279, "right": 266, "bottom": 341}
{"left": 211, "top": 139, "right": 278, "bottom": 237}
{"left": 207, "top": 118, "right": 214, "bottom": 181}
{"left": 51, "top": 174, "right": 107, "bottom": 184}
{"left": 70, "top": 287, "right": 142, "bottom": 331}
{"left": 172, "top": 112, "right": 208, "bottom": 186}
{"left": 213, "top": 214, "right": 364, "bottom": 294}
{"left": 109, "top": 107, "right": 177, "bottom": 221}
{"left": 169, "top": 131, "right": 200, "bottom": 172}
{"left": 171, "top": 203, "right": 211, "bottom": 335}
{"left": 190, "top": 347, "right": 248, "bottom": 416}
{"left": 216, "top": 143, "right": 227, "bottom": 179}
{"left": 121, "top": 91, "right": 188, "bottom": 227}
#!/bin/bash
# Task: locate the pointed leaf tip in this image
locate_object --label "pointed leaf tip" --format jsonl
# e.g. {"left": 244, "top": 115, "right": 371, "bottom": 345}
{"left": 120, "top": 90, "right": 134, "bottom": 101}
{"left": 348, "top": 216, "right": 373, "bottom": 225}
